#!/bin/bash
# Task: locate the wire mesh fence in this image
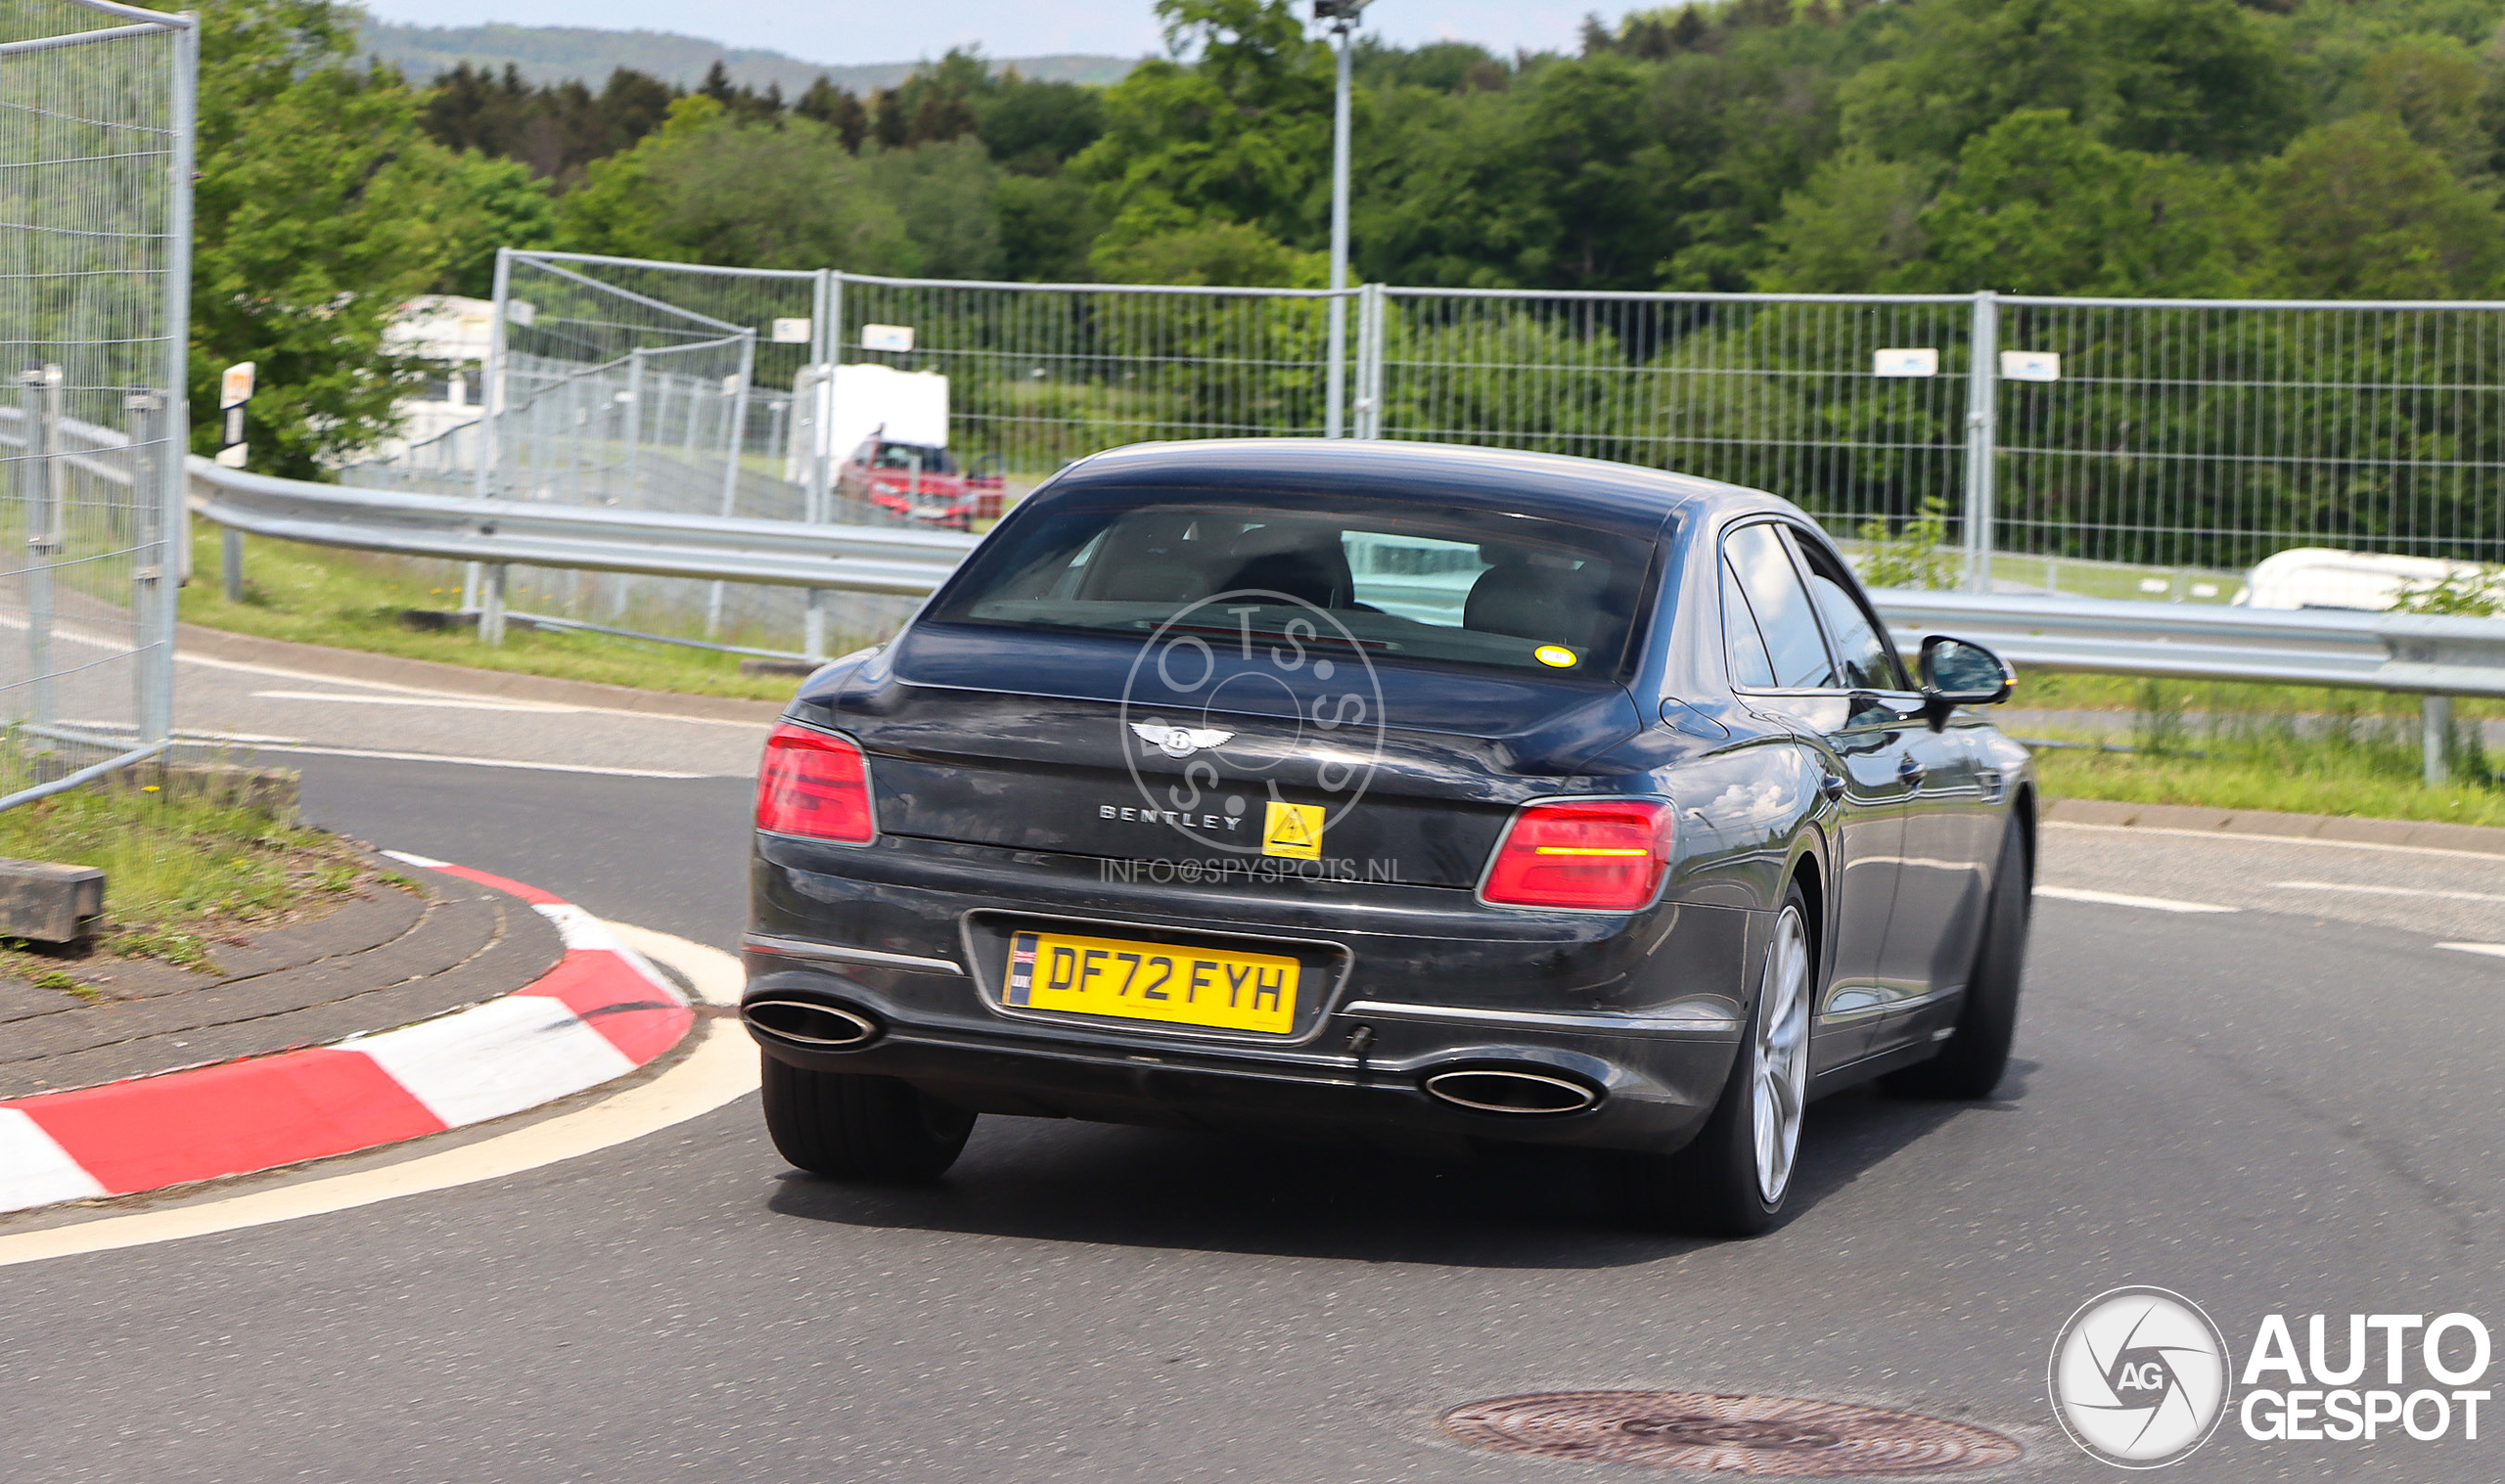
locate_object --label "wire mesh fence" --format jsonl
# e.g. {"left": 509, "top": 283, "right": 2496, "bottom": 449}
{"left": 332, "top": 253, "right": 2505, "bottom": 656}
{"left": 0, "top": 0, "right": 192, "bottom": 804}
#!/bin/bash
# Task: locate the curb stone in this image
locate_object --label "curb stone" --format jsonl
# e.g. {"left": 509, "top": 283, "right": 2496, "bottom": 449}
{"left": 0, "top": 856, "right": 692, "bottom": 1215}
{"left": 2042, "top": 796, "right": 2505, "bottom": 856}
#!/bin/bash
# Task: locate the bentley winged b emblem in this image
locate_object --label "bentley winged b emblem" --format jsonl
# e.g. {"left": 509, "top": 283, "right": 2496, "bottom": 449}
{"left": 1130, "top": 721, "right": 1235, "bottom": 760}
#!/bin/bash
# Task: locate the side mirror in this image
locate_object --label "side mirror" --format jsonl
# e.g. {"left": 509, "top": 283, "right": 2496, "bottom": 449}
{"left": 1917, "top": 635, "right": 2015, "bottom": 729}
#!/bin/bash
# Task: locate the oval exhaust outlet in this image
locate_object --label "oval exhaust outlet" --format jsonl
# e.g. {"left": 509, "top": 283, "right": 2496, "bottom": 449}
{"left": 1422, "top": 1068, "right": 1599, "bottom": 1115}
{"left": 744, "top": 998, "right": 881, "bottom": 1048}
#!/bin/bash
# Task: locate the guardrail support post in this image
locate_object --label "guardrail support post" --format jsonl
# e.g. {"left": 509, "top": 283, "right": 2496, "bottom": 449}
{"left": 2423, "top": 695, "right": 2453, "bottom": 787}
{"left": 803, "top": 589, "right": 829, "bottom": 659}
{"left": 221, "top": 527, "right": 244, "bottom": 604}
{"left": 21, "top": 364, "right": 63, "bottom": 733}
{"left": 479, "top": 563, "right": 509, "bottom": 646}
{"left": 1963, "top": 291, "right": 1999, "bottom": 595}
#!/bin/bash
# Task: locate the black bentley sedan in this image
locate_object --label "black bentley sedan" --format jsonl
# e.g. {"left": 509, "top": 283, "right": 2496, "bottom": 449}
{"left": 743, "top": 439, "right": 2033, "bottom": 1235}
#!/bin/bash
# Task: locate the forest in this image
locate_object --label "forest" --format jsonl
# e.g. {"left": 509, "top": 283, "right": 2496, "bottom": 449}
{"left": 180, "top": 0, "right": 2505, "bottom": 483}
{"left": 403, "top": 0, "right": 2505, "bottom": 299}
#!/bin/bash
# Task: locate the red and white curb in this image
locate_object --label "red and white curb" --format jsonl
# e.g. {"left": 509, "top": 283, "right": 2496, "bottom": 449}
{"left": 0, "top": 855, "right": 693, "bottom": 1215}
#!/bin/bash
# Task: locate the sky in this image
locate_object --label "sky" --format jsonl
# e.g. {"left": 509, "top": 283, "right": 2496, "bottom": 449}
{"left": 357, "top": 1, "right": 1613, "bottom": 66}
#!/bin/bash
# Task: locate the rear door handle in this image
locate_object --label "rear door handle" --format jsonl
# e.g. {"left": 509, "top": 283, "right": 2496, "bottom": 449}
{"left": 1818, "top": 773, "right": 1845, "bottom": 803}
{"left": 1896, "top": 756, "right": 1927, "bottom": 788}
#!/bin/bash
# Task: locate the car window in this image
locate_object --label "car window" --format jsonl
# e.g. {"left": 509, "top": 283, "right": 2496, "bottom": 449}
{"left": 924, "top": 495, "right": 1658, "bottom": 679}
{"left": 1720, "top": 558, "right": 1777, "bottom": 689}
{"left": 1722, "top": 522, "right": 1836, "bottom": 690}
{"left": 1788, "top": 533, "right": 1906, "bottom": 691}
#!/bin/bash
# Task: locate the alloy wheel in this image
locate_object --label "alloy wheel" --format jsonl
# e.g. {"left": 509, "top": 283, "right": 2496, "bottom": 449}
{"left": 1752, "top": 906, "right": 1811, "bottom": 1205}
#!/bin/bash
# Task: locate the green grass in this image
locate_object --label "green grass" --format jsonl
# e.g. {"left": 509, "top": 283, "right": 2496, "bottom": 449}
{"left": 183, "top": 526, "right": 804, "bottom": 701}
{"left": 0, "top": 767, "right": 398, "bottom": 985}
{"left": 2025, "top": 680, "right": 2505, "bottom": 828}
{"left": 2008, "top": 672, "right": 2505, "bottom": 721}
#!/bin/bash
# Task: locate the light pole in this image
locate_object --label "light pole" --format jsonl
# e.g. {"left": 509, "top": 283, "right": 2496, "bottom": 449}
{"left": 1315, "top": 0, "right": 1369, "bottom": 438}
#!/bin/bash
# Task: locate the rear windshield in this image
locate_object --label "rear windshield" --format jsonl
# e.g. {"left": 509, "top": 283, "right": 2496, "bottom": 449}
{"left": 923, "top": 493, "right": 1659, "bottom": 678}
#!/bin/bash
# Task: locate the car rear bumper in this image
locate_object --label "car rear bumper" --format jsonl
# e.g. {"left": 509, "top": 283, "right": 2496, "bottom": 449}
{"left": 746, "top": 833, "right": 1763, "bottom": 1155}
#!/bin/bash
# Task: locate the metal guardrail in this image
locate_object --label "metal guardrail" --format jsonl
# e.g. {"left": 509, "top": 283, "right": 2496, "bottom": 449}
{"left": 1868, "top": 591, "right": 2505, "bottom": 700}
{"left": 190, "top": 456, "right": 975, "bottom": 597}
{"left": 193, "top": 455, "right": 2505, "bottom": 700}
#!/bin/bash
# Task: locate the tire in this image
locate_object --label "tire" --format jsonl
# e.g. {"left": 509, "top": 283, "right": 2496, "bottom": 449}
{"left": 1885, "top": 819, "right": 2031, "bottom": 1101}
{"left": 1614, "top": 882, "right": 1813, "bottom": 1237}
{"left": 759, "top": 1055, "right": 977, "bottom": 1181}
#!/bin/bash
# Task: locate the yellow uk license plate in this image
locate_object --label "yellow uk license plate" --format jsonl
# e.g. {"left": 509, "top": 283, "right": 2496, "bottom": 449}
{"left": 1002, "top": 929, "right": 1300, "bottom": 1035}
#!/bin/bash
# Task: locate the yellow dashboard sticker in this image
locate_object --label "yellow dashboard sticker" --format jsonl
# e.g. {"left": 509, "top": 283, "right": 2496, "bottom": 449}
{"left": 1535, "top": 646, "right": 1578, "bottom": 668}
{"left": 1262, "top": 800, "right": 1323, "bottom": 859}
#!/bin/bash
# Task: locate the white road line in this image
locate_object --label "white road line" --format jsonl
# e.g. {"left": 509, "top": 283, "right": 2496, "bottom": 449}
{"left": 232, "top": 742, "right": 706, "bottom": 779}
{"left": 2272, "top": 879, "right": 2505, "bottom": 905}
{"left": 2047, "top": 819, "right": 2505, "bottom": 864}
{"left": 178, "top": 650, "right": 768, "bottom": 729}
{"left": 2035, "top": 884, "right": 2239, "bottom": 914}
{"left": 250, "top": 689, "right": 580, "bottom": 714}
{"left": 0, "top": 924, "right": 752, "bottom": 1269}
{"left": 2437, "top": 943, "right": 2505, "bottom": 959}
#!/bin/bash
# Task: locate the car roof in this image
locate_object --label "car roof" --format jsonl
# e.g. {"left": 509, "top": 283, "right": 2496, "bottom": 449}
{"left": 1048, "top": 438, "right": 1799, "bottom": 537}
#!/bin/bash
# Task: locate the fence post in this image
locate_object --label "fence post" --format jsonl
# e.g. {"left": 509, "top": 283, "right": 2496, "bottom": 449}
{"left": 1962, "top": 290, "right": 1999, "bottom": 594}
{"left": 1353, "top": 284, "right": 1386, "bottom": 439}
{"left": 154, "top": 17, "right": 197, "bottom": 750}
{"left": 467, "top": 247, "right": 515, "bottom": 614}
{"left": 2423, "top": 695, "right": 2453, "bottom": 787}
{"left": 221, "top": 527, "right": 243, "bottom": 604}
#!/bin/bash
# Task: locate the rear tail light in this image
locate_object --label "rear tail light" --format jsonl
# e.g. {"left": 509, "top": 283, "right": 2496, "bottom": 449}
{"left": 755, "top": 724, "right": 875, "bottom": 843}
{"left": 1480, "top": 798, "right": 1674, "bottom": 911}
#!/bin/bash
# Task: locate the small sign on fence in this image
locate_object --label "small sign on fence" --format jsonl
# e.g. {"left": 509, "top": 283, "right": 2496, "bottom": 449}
{"left": 861, "top": 324, "right": 916, "bottom": 352}
{"left": 2000, "top": 350, "right": 2062, "bottom": 382}
{"left": 771, "top": 318, "right": 812, "bottom": 343}
{"left": 1872, "top": 348, "right": 1938, "bottom": 378}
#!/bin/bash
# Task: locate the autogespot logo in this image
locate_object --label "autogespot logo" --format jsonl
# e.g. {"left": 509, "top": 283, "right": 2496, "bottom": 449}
{"left": 1116, "top": 590, "right": 1386, "bottom": 859}
{"left": 2050, "top": 1286, "right": 2233, "bottom": 1469}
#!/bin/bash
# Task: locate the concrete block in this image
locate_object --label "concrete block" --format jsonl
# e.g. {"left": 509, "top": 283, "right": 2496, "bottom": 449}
{"left": 0, "top": 859, "right": 104, "bottom": 943}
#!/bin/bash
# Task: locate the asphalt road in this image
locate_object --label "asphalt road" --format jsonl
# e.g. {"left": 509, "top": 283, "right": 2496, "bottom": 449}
{"left": 4, "top": 667, "right": 2501, "bottom": 1483}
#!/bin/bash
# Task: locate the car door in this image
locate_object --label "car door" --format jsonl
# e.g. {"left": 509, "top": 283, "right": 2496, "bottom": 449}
{"left": 1719, "top": 520, "right": 1915, "bottom": 1076}
{"left": 1789, "top": 532, "right": 1985, "bottom": 1057}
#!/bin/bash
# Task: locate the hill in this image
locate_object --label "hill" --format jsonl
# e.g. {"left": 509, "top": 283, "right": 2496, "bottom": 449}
{"left": 358, "top": 20, "right": 1140, "bottom": 93}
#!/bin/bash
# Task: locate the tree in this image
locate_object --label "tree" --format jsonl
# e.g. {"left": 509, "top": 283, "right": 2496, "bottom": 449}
{"left": 1091, "top": 220, "right": 1321, "bottom": 286}
{"left": 433, "top": 151, "right": 559, "bottom": 298}
{"left": 1910, "top": 111, "right": 2252, "bottom": 297}
{"left": 1758, "top": 148, "right": 1930, "bottom": 292}
{"left": 1841, "top": 0, "right": 2297, "bottom": 164}
{"left": 188, "top": 0, "right": 514, "bottom": 475}
{"left": 557, "top": 98, "right": 916, "bottom": 273}
{"left": 2256, "top": 111, "right": 2505, "bottom": 297}
{"left": 1071, "top": 0, "right": 1336, "bottom": 254}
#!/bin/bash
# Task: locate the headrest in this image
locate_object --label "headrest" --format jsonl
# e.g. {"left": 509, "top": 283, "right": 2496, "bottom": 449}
{"left": 1465, "top": 558, "right": 1610, "bottom": 651}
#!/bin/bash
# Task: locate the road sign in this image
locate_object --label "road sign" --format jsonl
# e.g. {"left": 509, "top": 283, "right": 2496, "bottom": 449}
{"left": 218, "top": 361, "right": 255, "bottom": 408}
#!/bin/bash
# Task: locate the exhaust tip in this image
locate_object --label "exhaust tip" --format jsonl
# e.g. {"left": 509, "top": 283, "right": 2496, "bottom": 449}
{"left": 1422, "top": 1067, "right": 1600, "bottom": 1116}
{"left": 744, "top": 997, "right": 882, "bottom": 1048}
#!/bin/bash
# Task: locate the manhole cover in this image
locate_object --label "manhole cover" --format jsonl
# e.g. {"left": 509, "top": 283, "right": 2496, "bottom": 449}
{"left": 1441, "top": 1391, "right": 2022, "bottom": 1476}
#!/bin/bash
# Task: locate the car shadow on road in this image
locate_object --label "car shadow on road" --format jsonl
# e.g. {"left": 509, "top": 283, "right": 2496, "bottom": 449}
{"left": 761, "top": 1061, "right": 2034, "bottom": 1269}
